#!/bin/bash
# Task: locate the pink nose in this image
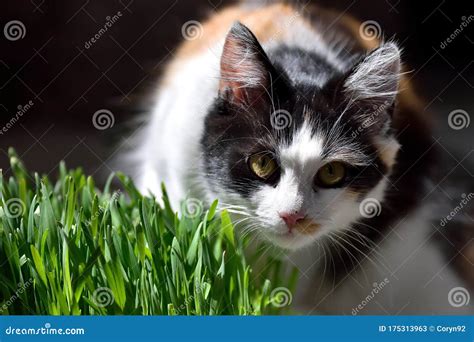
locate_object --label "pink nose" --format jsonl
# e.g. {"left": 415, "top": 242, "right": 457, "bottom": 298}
{"left": 279, "top": 211, "right": 306, "bottom": 228}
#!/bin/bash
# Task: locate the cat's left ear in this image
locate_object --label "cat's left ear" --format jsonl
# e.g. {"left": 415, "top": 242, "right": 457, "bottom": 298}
{"left": 219, "top": 22, "right": 275, "bottom": 108}
{"left": 342, "top": 42, "right": 401, "bottom": 111}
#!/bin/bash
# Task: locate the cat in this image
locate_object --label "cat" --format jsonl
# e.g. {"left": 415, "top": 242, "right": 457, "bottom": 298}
{"left": 128, "top": 1, "right": 473, "bottom": 314}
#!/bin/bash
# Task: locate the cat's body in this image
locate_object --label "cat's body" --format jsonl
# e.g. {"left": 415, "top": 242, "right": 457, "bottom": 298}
{"left": 130, "top": 2, "right": 473, "bottom": 314}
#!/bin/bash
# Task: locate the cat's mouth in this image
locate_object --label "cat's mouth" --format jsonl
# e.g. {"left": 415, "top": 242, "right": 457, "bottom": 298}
{"left": 266, "top": 219, "right": 321, "bottom": 250}
{"left": 291, "top": 218, "right": 320, "bottom": 235}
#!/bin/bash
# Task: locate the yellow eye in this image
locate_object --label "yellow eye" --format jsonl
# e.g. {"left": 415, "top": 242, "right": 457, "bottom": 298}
{"left": 315, "top": 161, "right": 347, "bottom": 187}
{"left": 248, "top": 153, "right": 278, "bottom": 180}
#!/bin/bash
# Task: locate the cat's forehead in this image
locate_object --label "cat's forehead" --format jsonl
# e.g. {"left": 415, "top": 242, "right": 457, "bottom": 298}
{"left": 280, "top": 122, "right": 324, "bottom": 170}
{"left": 276, "top": 115, "right": 373, "bottom": 169}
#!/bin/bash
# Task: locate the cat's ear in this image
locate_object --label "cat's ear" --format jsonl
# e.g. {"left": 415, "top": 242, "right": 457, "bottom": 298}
{"left": 343, "top": 42, "right": 401, "bottom": 110}
{"left": 219, "top": 22, "right": 274, "bottom": 108}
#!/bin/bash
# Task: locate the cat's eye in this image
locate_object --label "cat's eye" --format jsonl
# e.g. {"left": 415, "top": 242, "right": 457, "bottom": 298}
{"left": 248, "top": 153, "right": 278, "bottom": 180}
{"left": 315, "top": 161, "right": 347, "bottom": 188}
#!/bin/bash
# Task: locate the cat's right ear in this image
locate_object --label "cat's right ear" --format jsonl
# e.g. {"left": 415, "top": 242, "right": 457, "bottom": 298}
{"left": 219, "top": 22, "right": 274, "bottom": 108}
{"left": 342, "top": 42, "right": 401, "bottom": 109}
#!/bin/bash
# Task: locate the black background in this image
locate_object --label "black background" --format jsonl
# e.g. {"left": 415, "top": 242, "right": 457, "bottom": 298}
{"left": 0, "top": 0, "right": 472, "bottom": 182}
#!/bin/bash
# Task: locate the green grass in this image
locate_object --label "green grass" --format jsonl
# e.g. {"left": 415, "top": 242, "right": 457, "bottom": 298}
{"left": 0, "top": 148, "right": 296, "bottom": 315}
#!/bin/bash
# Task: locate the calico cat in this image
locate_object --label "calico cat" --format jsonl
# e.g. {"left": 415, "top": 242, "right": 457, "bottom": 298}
{"left": 129, "top": 2, "right": 473, "bottom": 314}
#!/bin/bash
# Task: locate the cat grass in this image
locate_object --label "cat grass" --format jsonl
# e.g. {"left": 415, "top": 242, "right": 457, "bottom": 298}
{"left": 0, "top": 148, "right": 296, "bottom": 315}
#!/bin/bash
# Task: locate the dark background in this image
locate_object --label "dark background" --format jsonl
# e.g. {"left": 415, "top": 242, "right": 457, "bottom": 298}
{"left": 0, "top": 0, "right": 472, "bottom": 182}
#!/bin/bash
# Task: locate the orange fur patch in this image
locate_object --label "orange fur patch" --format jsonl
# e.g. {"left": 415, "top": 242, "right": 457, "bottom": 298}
{"left": 294, "top": 218, "right": 320, "bottom": 235}
{"left": 176, "top": 3, "right": 297, "bottom": 59}
{"left": 163, "top": 2, "right": 429, "bottom": 127}
{"left": 373, "top": 137, "right": 400, "bottom": 170}
{"left": 162, "top": 3, "right": 302, "bottom": 85}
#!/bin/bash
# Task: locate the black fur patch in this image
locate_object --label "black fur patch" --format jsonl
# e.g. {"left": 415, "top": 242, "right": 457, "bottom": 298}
{"left": 201, "top": 18, "right": 433, "bottom": 282}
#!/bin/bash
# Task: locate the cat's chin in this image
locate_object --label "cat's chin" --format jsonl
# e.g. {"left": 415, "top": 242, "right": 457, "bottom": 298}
{"left": 264, "top": 231, "right": 316, "bottom": 251}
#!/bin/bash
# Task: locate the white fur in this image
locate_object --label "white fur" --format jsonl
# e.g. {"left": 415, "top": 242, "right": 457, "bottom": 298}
{"left": 344, "top": 42, "right": 401, "bottom": 103}
{"left": 131, "top": 14, "right": 358, "bottom": 207}
{"left": 134, "top": 49, "right": 220, "bottom": 208}
{"left": 129, "top": 12, "right": 470, "bottom": 315}
{"left": 133, "top": 18, "right": 353, "bottom": 206}
{"left": 289, "top": 202, "right": 472, "bottom": 314}
{"left": 247, "top": 121, "right": 391, "bottom": 250}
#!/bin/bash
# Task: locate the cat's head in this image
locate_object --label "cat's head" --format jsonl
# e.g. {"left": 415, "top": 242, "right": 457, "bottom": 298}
{"left": 202, "top": 22, "right": 401, "bottom": 250}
